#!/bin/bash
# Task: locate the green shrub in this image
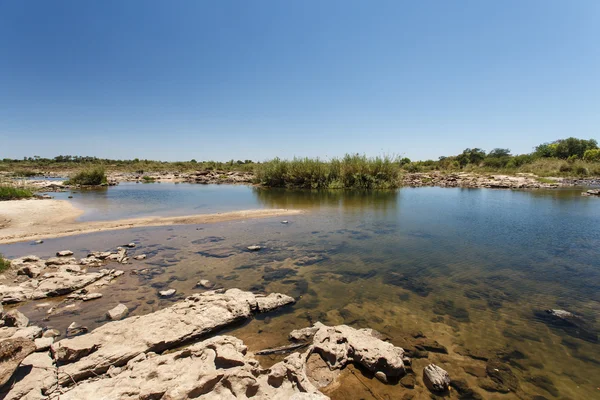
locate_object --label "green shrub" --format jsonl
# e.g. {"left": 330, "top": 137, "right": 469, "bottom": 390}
{"left": 575, "top": 166, "right": 589, "bottom": 176}
{"left": 584, "top": 149, "right": 600, "bottom": 161}
{"left": 0, "top": 186, "right": 33, "bottom": 200}
{"left": 142, "top": 176, "right": 156, "bottom": 183}
{"left": 0, "top": 254, "right": 10, "bottom": 272}
{"left": 559, "top": 163, "right": 573, "bottom": 173}
{"left": 65, "top": 167, "right": 107, "bottom": 186}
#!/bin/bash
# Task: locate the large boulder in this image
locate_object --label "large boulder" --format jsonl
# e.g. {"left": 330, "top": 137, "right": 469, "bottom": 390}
{"left": 0, "top": 338, "right": 36, "bottom": 388}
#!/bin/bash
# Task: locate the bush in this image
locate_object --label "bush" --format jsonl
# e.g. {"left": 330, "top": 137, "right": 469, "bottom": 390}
{"left": 142, "top": 176, "right": 156, "bottom": 183}
{"left": 0, "top": 254, "right": 10, "bottom": 272}
{"left": 0, "top": 186, "right": 33, "bottom": 200}
{"left": 584, "top": 149, "right": 600, "bottom": 161}
{"left": 65, "top": 167, "right": 107, "bottom": 186}
{"left": 575, "top": 166, "right": 589, "bottom": 176}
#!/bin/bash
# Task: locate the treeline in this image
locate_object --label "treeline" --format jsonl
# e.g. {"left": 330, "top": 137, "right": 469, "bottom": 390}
{"left": 403, "top": 137, "right": 599, "bottom": 176}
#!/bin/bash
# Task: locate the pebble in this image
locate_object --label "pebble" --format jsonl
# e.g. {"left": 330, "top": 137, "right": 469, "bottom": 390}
{"left": 247, "top": 245, "right": 262, "bottom": 251}
{"left": 159, "top": 289, "right": 176, "bottom": 298}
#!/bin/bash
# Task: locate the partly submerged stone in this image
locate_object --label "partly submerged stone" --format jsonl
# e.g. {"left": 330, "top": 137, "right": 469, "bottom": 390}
{"left": 423, "top": 364, "right": 450, "bottom": 392}
{"left": 49, "top": 289, "right": 295, "bottom": 386}
{"left": 308, "top": 323, "right": 407, "bottom": 382}
{"left": 0, "top": 338, "right": 36, "bottom": 388}
{"left": 247, "top": 245, "right": 262, "bottom": 251}
{"left": 56, "top": 250, "right": 74, "bottom": 257}
{"left": 158, "top": 288, "right": 176, "bottom": 297}
{"left": 107, "top": 304, "right": 129, "bottom": 320}
{"left": 133, "top": 254, "right": 146, "bottom": 260}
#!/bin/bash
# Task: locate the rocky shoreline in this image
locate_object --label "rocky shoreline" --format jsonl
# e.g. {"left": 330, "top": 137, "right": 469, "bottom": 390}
{"left": 5, "top": 170, "right": 600, "bottom": 193}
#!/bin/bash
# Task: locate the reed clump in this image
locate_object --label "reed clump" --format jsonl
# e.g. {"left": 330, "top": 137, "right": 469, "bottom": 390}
{"left": 65, "top": 167, "right": 107, "bottom": 186}
{"left": 255, "top": 154, "right": 400, "bottom": 189}
{"left": 0, "top": 185, "right": 33, "bottom": 200}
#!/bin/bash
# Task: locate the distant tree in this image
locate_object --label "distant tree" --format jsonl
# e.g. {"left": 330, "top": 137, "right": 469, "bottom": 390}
{"left": 583, "top": 149, "right": 600, "bottom": 161}
{"left": 487, "top": 148, "right": 511, "bottom": 158}
{"left": 190, "top": 159, "right": 197, "bottom": 163}
{"left": 535, "top": 138, "right": 598, "bottom": 159}
{"left": 456, "top": 148, "right": 486, "bottom": 167}
{"left": 399, "top": 157, "right": 411, "bottom": 166}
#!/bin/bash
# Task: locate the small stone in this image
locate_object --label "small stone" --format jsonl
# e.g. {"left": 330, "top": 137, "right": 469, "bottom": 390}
{"left": 107, "top": 304, "right": 129, "bottom": 320}
{"left": 196, "top": 280, "right": 214, "bottom": 289}
{"left": 3, "top": 310, "right": 29, "bottom": 328}
{"left": 82, "top": 293, "right": 103, "bottom": 301}
{"left": 159, "top": 289, "right": 176, "bottom": 298}
{"left": 113, "top": 270, "right": 125, "bottom": 277}
{"left": 34, "top": 336, "right": 54, "bottom": 351}
{"left": 375, "top": 371, "right": 388, "bottom": 383}
{"left": 423, "top": 364, "right": 450, "bottom": 393}
{"left": 133, "top": 254, "right": 146, "bottom": 260}
{"left": 42, "top": 328, "right": 60, "bottom": 338}
{"left": 67, "top": 322, "right": 88, "bottom": 337}
{"left": 126, "top": 243, "right": 136, "bottom": 248}
{"left": 34, "top": 240, "right": 44, "bottom": 244}
{"left": 56, "top": 250, "right": 74, "bottom": 257}
{"left": 247, "top": 245, "right": 262, "bottom": 251}
{"left": 281, "top": 220, "right": 289, "bottom": 224}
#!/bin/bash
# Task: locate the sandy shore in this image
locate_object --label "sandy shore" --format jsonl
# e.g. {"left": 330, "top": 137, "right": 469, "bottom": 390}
{"left": 0, "top": 199, "right": 302, "bottom": 244}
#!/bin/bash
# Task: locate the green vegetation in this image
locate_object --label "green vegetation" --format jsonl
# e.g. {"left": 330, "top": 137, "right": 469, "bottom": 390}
{"left": 535, "top": 177, "right": 556, "bottom": 184}
{"left": 142, "top": 176, "right": 156, "bottom": 183}
{"left": 255, "top": 154, "right": 399, "bottom": 189}
{"left": 402, "top": 137, "right": 600, "bottom": 177}
{"left": 64, "top": 167, "right": 108, "bottom": 186}
{"left": 0, "top": 254, "right": 11, "bottom": 272}
{"left": 0, "top": 185, "right": 33, "bottom": 200}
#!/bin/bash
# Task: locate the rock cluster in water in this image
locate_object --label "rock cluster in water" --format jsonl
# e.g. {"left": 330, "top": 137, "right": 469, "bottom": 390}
{"left": 402, "top": 172, "right": 560, "bottom": 189}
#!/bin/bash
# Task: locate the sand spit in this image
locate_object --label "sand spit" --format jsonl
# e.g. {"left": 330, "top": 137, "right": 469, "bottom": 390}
{"left": 0, "top": 199, "right": 302, "bottom": 244}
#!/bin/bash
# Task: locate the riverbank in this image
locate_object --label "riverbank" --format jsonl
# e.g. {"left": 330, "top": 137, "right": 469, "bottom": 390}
{"left": 0, "top": 199, "right": 301, "bottom": 244}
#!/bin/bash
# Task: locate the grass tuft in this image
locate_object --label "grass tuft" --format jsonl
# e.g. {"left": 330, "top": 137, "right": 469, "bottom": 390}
{"left": 0, "top": 186, "right": 34, "bottom": 200}
{"left": 0, "top": 254, "right": 10, "bottom": 272}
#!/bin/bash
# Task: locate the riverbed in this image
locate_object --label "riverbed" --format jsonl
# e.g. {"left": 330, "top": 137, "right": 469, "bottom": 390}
{"left": 1, "top": 184, "right": 599, "bottom": 399}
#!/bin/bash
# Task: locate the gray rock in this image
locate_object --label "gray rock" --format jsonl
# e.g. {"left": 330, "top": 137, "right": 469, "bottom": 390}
{"left": 308, "top": 323, "right": 407, "bottom": 382}
{"left": 42, "top": 328, "right": 60, "bottom": 338}
{"left": 247, "top": 245, "right": 262, "bottom": 251}
{"left": 196, "top": 279, "right": 214, "bottom": 289}
{"left": 46, "top": 256, "right": 77, "bottom": 266}
{"left": 3, "top": 310, "right": 29, "bottom": 328}
{"left": 34, "top": 240, "right": 44, "bottom": 244}
{"left": 126, "top": 243, "right": 136, "bottom": 248}
{"left": 54, "top": 336, "right": 328, "bottom": 400}
{"left": 49, "top": 289, "right": 294, "bottom": 386}
{"left": 158, "top": 289, "right": 176, "bottom": 297}
{"left": 289, "top": 322, "right": 324, "bottom": 342}
{"left": 82, "top": 292, "right": 103, "bottom": 301}
{"left": 1, "top": 352, "right": 54, "bottom": 400}
{"left": 423, "top": 363, "right": 450, "bottom": 392}
{"left": 34, "top": 336, "right": 54, "bottom": 351}
{"left": 0, "top": 338, "right": 36, "bottom": 388}
{"left": 107, "top": 304, "right": 129, "bottom": 320}
{"left": 133, "top": 254, "right": 146, "bottom": 260}
{"left": 56, "top": 250, "right": 74, "bottom": 257}
{"left": 67, "top": 322, "right": 88, "bottom": 337}
{"left": 256, "top": 293, "right": 296, "bottom": 312}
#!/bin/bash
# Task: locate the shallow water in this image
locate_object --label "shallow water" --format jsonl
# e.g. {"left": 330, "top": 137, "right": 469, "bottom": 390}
{"left": 51, "top": 182, "right": 266, "bottom": 221}
{"left": 2, "top": 185, "right": 599, "bottom": 399}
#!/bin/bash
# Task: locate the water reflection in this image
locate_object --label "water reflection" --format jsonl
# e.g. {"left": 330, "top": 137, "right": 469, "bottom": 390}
{"left": 252, "top": 187, "right": 399, "bottom": 214}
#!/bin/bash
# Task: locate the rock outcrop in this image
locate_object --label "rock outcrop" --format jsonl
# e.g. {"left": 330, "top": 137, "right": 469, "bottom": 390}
{"left": 0, "top": 338, "right": 36, "bottom": 388}
{"left": 50, "top": 289, "right": 295, "bottom": 386}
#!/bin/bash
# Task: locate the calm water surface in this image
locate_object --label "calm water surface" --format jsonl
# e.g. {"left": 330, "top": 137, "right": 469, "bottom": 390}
{"left": 2, "top": 185, "right": 599, "bottom": 399}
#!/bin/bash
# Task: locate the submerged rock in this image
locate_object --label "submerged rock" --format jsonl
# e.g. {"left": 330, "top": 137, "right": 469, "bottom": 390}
{"left": 535, "top": 309, "right": 598, "bottom": 343}
{"left": 107, "top": 304, "right": 129, "bottom": 320}
{"left": 158, "top": 288, "right": 176, "bottom": 297}
{"left": 423, "top": 364, "right": 450, "bottom": 392}
{"left": 196, "top": 279, "right": 214, "bottom": 289}
{"left": 56, "top": 250, "right": 74, "bottom": 257}
{"left": 0, "top": 338, "right": 36, "bottom": 388}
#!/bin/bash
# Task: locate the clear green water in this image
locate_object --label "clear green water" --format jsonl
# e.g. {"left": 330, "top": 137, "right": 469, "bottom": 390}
{"left": 2, "top": 185, "right": 599, "bottom": 399}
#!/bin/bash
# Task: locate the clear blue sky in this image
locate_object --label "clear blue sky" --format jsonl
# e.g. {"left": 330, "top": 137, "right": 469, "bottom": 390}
{"left": 1, "top": 1, "right": 599, "bottom": 162}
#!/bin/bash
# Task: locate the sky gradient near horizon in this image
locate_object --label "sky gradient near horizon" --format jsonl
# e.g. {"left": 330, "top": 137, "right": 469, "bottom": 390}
{"left": 1, "top": 1, "right": 599, "bottom": 162}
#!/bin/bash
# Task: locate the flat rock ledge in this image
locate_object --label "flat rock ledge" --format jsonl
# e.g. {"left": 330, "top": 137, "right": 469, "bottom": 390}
{"left": 50, "top": 289, "right": 294, "bottom": 386}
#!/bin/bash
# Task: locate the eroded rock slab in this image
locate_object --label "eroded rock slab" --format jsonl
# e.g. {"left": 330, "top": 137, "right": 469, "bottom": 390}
{"left": 58, "top": 335, "right": 326, "bottom": 400}
{"left": 50, "top": 289, "right": 295, "bottom": 385}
